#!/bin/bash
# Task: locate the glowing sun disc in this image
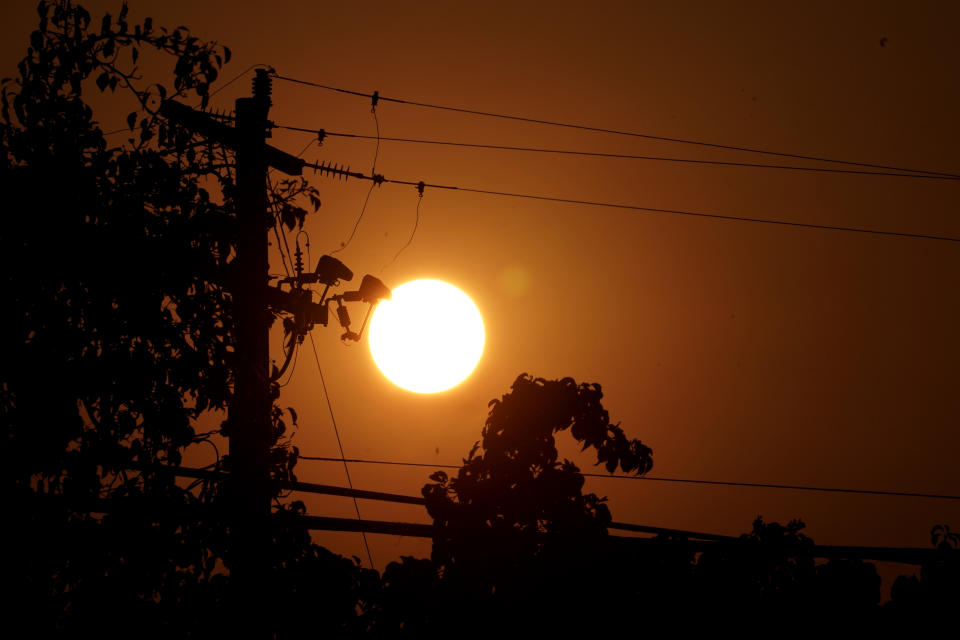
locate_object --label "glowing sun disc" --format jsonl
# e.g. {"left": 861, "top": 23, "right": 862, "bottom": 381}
{"left": 369, "top": 279, "right": 485, "bottom": 393}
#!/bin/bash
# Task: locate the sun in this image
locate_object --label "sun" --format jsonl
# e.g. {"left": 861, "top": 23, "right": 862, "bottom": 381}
{"left": 368, "top": 279, "right": 485, "bottom": 393}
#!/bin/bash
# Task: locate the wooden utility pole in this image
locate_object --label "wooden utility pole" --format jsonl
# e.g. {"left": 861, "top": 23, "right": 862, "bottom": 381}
{"left": 160, "top": 69, "right": 344, "bottom": 635}
{"left": 163, "top": 69, "right": 303, "bottom": 635}
{"left": 227, "top": 69, "right": 274, "bottom": 635}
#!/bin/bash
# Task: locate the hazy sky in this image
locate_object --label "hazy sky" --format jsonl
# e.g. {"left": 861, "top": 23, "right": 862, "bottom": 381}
{"left": 3, "top": 0, "right": 958, "bottom": 569}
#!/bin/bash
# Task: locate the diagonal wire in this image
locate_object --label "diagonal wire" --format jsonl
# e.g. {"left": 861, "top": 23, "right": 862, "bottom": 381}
{"left": 306, "top": 333, "right": 376, "bottom": 570}
{"left": 275, "top": 126, "right": 960, "bottom": 181}
{"left": 271, "top": 73, "right": 960, "bottom": 179}
{"left": 301, "top": 162, "right": 960, "bottom": 244}
{"left": 451, "top": 185, "right": 960, "bottom": 243}
{"left": 204, "top": 63, "right": 273, "bottom": 103}
{"left": 265, "top": 165, "right": 371, "bottom": 566}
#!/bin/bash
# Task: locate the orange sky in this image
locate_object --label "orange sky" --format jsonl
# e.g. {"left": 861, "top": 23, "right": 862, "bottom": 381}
{"left": 4, "top": 0, "right": 958, "bottom": 571}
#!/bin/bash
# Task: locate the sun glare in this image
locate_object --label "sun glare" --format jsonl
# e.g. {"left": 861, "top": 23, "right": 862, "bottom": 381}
{"left": 368, "top": 279, "right": 485, "bottom": 393}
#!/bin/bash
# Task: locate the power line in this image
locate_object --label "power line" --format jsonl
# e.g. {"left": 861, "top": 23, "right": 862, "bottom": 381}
{"left": 137, "top": 465, "right": 945, "bottom": 563}
{"left": 276, "top": 126, "right": 960, "bottom": 182}
{"left": 453, "top": 186, "right": 960, "bottom": 243}
{"left": 102, "top": 65, "right": 267, "bottom": 137}
{"left": 295, "top": 455, "right": 960, "bottom": 501}
{"left": 303, "top": 161, "right": 960, "bottom": 244}
{"left": 271, "top": 73, "right": 960, "bottom": 179}
{"left": 204, "top": 63, "right": 273, "bottom": 102}
{"left": 382, "top": 181, "right": 424, "bottom": 271}
{"left": 329, "top": 101, "right": 381, "bottom": 255}
{"left": 307, "top": 331, "right": 376, "bottom": 570}
{"left": 297, "top": 515, "right": 942, "bottom": 564}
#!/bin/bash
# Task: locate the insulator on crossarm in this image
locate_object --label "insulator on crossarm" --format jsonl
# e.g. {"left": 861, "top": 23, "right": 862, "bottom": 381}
{"left": 294, "top": 242, "right": 304, "bottom": 279}
{"left": 252, "top": 68, "right": 273, "bottom": 106}
{"left": 312, "top": 161, "right": 351, "bottom": 181}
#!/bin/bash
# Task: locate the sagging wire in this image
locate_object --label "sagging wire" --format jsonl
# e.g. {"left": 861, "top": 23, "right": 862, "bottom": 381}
{"left": 382, "top": 181, "right": 425, "bottom": 271}
{"left": 330, "top": 92, "right": 382, "bottom": 256}
{"left": 276, "top": 341, "right": 300, "bottom": 388}
{"left": 181, "top": 425, "right": 224, "bottom": 496}
{"left": 192, "top": 434, "right": 222, "bottom": 467}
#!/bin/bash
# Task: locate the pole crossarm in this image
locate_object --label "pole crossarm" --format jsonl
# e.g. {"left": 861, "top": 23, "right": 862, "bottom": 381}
{"left": 160, "top": 99, "right": 303, "bottom": 175}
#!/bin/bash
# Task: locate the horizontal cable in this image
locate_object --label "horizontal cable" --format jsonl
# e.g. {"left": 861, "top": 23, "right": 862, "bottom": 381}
{"left": 275, "top": 125, "right": 960, "bottom": 182}
{"left": 288, "top": 478, "right": 424, "bottom": 506}
{"left": 272, "top": 72, "right": 960, "bottom": 179}
{"left": 296, "top": 456, "right": 960, "bottom": 501}
{"left": 300, "top": 515, "right": 941, "bottom": 564}
{"left": 83, "top": 478, "right": 940, "bottom": 564}
{"left": 140, "top": 465, "right": 735, "bottom": 538}
{"left": 302, "top": 161, "right": 960, "bottom": 244}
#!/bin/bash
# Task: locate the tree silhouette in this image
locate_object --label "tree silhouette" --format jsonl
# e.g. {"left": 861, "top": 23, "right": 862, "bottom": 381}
{"left": 0, "top": 2, "right": 371, "bottom": 635}
{"left": 409, "top": 374, "right": 653, "bottom": 632}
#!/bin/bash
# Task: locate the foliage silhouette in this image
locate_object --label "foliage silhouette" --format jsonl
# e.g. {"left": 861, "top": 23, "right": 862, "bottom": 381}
{"left": 392, "top": 374, "right": 653, "bottom": 633}
{"left": 0, "top": 2, "right": 372, "bottom": 636}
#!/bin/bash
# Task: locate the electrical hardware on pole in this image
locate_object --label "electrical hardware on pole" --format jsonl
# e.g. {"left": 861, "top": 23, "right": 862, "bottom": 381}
{"left": 160, "top": 69, "right": 391, "bottom": 634}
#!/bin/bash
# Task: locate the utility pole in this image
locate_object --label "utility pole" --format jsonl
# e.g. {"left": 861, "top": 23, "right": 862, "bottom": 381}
{"left": 227, "top": 69, "right": 273, "bottom": 635}
{"left": 161, "top": 69, "right": 388, "bottom": 636}
{"left": 163, "top": 69, "right": 299, "bottom": 635}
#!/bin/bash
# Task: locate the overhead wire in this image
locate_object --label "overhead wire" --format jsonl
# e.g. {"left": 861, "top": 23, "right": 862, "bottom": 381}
{"left": 203, "top": 63, "right": 273, "bottom": 103}
{"left": 330, "top": 96, "right": 382, "bottom": 255}
{"left": 276, "top": 341, "right": 299, "bottom": 388}
{"left": 271, "top": 72, "right": 960, "bottom": 179}
{"left": 264, "top": 174, "right": 374, "bottom": 568}
{"left": 265, "top": 175, "right": 301, "bottom": 387}
{"left": 307, "top": 334, "right": 376, "bottom": 570}
{"left": 103, "top": 64, "right": 263, "bottom": 137}
{"left": 295, "top": 455, "right": 960, "bottom": 502}
{"left": 452, "top": 185, "right": 960, "bottom": 243}
{"left": 302, "top": 162, "right": 960, "bottom": 244}
{"left": 381, "top": 181, "right": 424, "bottom": 271}
{"left": 288, "top": 137, "right": 317, "bottom": 162}
{"left": 276, "top": 126, "right": 960, "bottom": 182}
